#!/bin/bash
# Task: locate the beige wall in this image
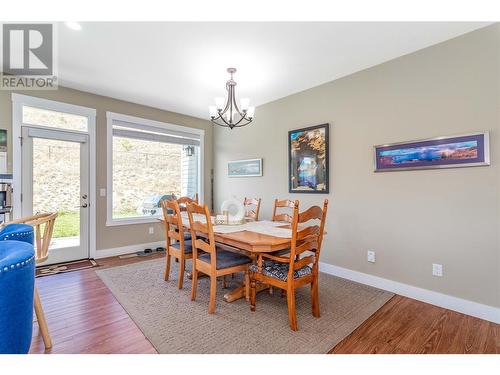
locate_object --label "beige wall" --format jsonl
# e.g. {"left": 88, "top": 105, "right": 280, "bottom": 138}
{"left": 0, "top": 86, "right": 213, "bottom": 250}
{"left": 214, "top": 24, "right": 500, "bottom": 307}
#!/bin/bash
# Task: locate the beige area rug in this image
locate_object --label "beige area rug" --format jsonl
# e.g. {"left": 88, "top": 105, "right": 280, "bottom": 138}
{"left": 96, "top": 258, "right": 393, "bottom": 354}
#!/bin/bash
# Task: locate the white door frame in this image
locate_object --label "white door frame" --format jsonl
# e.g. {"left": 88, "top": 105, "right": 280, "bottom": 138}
{"left": 11, "top": 93, "right": 97, "bottom": 259}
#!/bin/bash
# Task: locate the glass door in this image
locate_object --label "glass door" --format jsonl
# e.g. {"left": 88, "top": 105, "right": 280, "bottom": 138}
{"left": 21, "top": 126, "right": 89, "bottom": 265}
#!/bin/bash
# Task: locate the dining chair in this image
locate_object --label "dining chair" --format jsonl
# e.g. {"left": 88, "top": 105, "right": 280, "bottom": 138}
{"left": 243, "top": 197, "right": 261, "bottom": 221}
{"left": 186, "top": 202, "right": 251, "bottom": 314}
{"left": 249, "top": 199, "right": 328, "bottom": 331}
{"left": 272, "top": 198, "right": 296, "bottom": 223}
{"left": 0, "top": 212, "right": 58, "bottom": 349}
{"left": 161, "top": 199, "right": 192, "bottom": 289}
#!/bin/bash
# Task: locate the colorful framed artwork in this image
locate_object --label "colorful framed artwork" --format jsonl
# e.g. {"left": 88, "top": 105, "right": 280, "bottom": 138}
{"left": 228, "top": 158, "right": 262, "bottom": 177}
{"left": 288, "top": 123, "right": 329, "bottom": 194}
{"left": 374, "top": 132, "right": 490, "bottom": 172}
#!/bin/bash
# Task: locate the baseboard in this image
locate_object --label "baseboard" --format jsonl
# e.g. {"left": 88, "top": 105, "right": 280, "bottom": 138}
{"left": 319, "top": 262, "right": 500, "bottom": 324}
{"left": 94, "top": 241, "right": 165, "bottom": 259}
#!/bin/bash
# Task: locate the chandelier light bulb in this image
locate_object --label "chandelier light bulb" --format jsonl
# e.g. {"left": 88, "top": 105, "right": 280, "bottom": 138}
{"left": 208, "top": 106, "right": 217, "bottom": 118}
{"left": 215, "top": 97, "right": 225, "bottom": 110}
{"left": 240, "top": 98, "right": 250, "bottom": 111}
{"left": 247, "top": 106, "right": 255, "bottom": 118}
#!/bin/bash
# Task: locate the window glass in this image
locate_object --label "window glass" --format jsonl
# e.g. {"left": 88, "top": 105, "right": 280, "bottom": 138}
{"left": 23, "top": 106, "right": 88, "bottom": 132}
{"left": 112, "top": 134, "right": 199, "bottom": 219}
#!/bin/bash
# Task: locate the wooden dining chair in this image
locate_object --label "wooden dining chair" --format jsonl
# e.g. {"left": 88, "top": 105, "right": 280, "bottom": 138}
{"left": 161, "top": 199, "right": 192, "bottom": 289}
{"left": 1, "top": 212, "right": 58, "bottom": 349}
{"left": 272, "top": 198, "right": 296, "bottom": 223}
{"left": 243, "top": 197, "right": 261, "bottom": 221}
{"left": 186, "top": 202, "right": 251, "bottom": 314}
{"left": 249, "top": 199, "right": 328, "bottom": 331}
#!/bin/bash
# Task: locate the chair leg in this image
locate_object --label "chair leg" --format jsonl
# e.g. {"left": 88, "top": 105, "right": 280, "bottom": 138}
{"left": 268, "top": 286, "right": 273, "bottom": 295}
{"left": 34, "top": 286, "right": 52, "bottom": 350}
{"left": 191, "top": 266, "right": 198, "bottom": 301}
{"left": 221, "top": 275, "right": 227, "bottom": 289}
{"left": 178, "top": 258, "right": 185, "bottom": 289}
{"left": 311, "top": 274, "right": 320, "bottom": 318}
{"left": 244, "top": 269, "right": 250, "bottom": 301}
{"left": 164, "top": 253, "right": 171, "bottom": 281}
{"left": 286, "top": 286, "right": 298, "bottom": 331}
{"left": 208, "top": 275, "right": 217, "bottom": 314}
{"left": 281, "top": 289, "right": 286, "bottom": 298}
{"left": 250, "top": 278, "right": 257, "bottom": 312}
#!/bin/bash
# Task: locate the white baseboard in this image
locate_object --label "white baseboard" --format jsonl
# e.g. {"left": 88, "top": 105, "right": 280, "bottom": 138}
{"left": 319, "top": 262, "right": 500, "bottom": 324}
{"left": 94, "top": 241, "right": 165, "bottom": 259}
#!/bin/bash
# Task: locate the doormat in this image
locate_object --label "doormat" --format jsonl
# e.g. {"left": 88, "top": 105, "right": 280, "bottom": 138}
{"left": 36, "top": 259, "right": 98, "bottom": 277}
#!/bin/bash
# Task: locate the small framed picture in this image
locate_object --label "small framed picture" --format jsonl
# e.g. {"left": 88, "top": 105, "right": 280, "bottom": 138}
{"left": 374, "top": 132, "right": 490, "bottom": 172}
{"left": 288, "top": 123, "right": 329, "bottom": 193}
{"left": 228, "top": 158, "right": 263, "bottom": 177}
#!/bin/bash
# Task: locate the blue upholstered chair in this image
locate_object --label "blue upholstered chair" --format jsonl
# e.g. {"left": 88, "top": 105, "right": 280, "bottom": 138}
{"left": 0, "top": 213, "right": 58, "bottom": 351}
{"left": 0, "top": 223, "right": 34, "bottom": 244}
{"left": 0, "top": 240, "right": 36, "bottom": 354}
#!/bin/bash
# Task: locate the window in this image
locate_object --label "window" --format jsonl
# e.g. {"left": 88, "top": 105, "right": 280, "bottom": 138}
{"left": 107, "top": 112, "right": 203, "bottom": 225}
{"left": 23, "top": 105, "right": 88, "bottom": 132}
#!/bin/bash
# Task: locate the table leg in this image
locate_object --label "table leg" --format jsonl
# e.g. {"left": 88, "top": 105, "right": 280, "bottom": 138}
{"left": 223, "top": 282, "right": 269, "bottom": 303}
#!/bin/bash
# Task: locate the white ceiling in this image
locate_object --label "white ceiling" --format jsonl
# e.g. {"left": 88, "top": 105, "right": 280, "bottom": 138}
{"left": 58, "top": 22, "right": 490, "bottom": 119}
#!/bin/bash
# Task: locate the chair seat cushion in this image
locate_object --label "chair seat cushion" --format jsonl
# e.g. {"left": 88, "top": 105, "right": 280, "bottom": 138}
{"left": 183, "top": 232, "right": 192, "bottom": 240}
{"left": 199, "top": 249, "right": 251, "bottom": 270}
{"left": 171, "top": 239, "right": 193, "bottom": 254}
{"left": 0, "top": 224, "right": 34, "bottom": 245}
{"left": 249, "top": 260, "right": 312, "bottom": 281}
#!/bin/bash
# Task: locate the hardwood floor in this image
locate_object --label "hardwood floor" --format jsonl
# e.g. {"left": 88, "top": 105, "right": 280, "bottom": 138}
{"left": 30, "top": 254, "right": 499, "bottom": 354}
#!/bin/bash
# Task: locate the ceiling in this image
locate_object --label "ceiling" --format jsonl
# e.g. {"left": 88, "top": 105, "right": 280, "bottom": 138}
{"left": 58, "top": 22, "right": 490, "bottom": 119}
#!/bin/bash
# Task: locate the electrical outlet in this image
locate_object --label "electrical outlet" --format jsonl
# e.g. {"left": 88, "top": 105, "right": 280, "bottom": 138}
{"left": 99, "top": 188, "right": 106, "bottom": 197}
{"left": 367, "top": 250, "right": 376, "bottom": 263}
{"left": 148, "top": 226, "right": 154, "bottom": 235}
{"left": 432, "top": 263, "right": 443, "bottom": 277}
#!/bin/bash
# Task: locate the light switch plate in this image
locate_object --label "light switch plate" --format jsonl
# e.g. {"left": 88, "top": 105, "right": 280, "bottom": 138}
{"left": 432, "top": 263, "right": 443, "bottom": 277}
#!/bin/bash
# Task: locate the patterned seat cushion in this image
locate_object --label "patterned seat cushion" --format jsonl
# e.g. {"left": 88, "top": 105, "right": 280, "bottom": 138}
{"left": 249, "top": 260, "right": 312, "bottom": 281}
{"left": 171, "top": 240, "right": 193, "bottom": 254}
{"left": 183, "top": 232, "right": 192, "bottom": 241}
{"left": 198, "top": 249, "right": 251, "bottom": 270}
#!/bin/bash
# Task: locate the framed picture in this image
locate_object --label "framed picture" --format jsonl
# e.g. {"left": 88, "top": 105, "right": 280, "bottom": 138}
{"left": 288, "top": 123, "right": 329, "bottom": 194}
{"left": 228, "top": 158, "right": 262, "bottom": 177}
{"left": 374, "top": 132, "right": 490, "bottom": 172}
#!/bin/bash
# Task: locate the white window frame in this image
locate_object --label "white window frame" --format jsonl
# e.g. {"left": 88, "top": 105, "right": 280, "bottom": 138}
{"left": 11, "top": 93, "right": 97, "bottom": 259}
{"left": 106, "top": 111, "right": 204, "bottom": 226}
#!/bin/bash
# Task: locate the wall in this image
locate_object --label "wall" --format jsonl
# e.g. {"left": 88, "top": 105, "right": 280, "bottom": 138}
{"left": 214, "top": 24, "right": 500, "bottom": 308}
{"left": 0, "top": 86, "right": 213, "bottom": 251}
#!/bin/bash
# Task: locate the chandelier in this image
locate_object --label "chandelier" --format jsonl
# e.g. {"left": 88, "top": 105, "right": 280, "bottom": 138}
{"left": 209, "top": 68, "right": 255, "bottom": 129}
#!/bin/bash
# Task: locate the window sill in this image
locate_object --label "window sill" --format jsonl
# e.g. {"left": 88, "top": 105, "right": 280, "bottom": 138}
{"left": 106, "top": 216, "right": 162, "bottom": 227}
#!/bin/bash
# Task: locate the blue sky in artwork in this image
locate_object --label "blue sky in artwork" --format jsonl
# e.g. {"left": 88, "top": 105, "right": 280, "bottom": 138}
{"left": 380, "top": 141, "right": 477, "bottom": 157}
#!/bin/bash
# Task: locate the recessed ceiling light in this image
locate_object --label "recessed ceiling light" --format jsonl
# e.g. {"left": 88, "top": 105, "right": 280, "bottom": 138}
{"left": 65, "top": 22, "right": 82, "bottom": 31}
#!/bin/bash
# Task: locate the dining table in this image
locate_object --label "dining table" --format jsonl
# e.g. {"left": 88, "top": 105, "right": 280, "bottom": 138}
{"left": 159, "top": 212, "right": 294, "bottom": 303}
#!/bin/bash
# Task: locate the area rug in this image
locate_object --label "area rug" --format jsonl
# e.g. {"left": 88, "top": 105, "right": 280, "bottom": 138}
{"left": 96, "top": 258, "right": 393, "bottom": 354}
{"left": 36, "top": 259, "right": 98, "bottom": 277}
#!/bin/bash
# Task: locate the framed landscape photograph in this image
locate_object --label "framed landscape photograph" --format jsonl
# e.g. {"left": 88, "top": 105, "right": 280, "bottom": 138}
{"left": 374, "top": 132, "right": 490, "bottom": 172}
{"left": 228, "top": 158, "right": 263, "bottom": 177}
{"left": 288, "top": 123, "right": 329, "bottom": 194}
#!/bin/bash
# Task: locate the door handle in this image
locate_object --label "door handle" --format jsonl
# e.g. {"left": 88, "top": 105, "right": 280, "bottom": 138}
{"left": 75, "top": 203, "right": 88, "bottom": 208}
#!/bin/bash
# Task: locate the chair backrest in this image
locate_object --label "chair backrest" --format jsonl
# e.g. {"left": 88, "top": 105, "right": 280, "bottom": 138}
{"left": 186, "top": 202, "right": 216, "bottom": 259}
{"left": 177, "top": 193, "right": 199, "bottom": 212}
{"left": 288, "top": 200, "right": 328, "bottom": 277}
{"left": 243, "top": 197, "right": 261, "bottom": 221}
{"left": 2, "top": 213, "right": 58, "bottom": 263}
{"left": 272, "top": 198, "right": 296, "bottom": 223}
{"left": 160, "top": 199, "right": 186, "bottom": 250}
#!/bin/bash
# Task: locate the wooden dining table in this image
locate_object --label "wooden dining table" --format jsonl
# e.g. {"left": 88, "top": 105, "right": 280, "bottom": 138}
{"left": 159, "top": 214, "right": 293, "bottom": 303}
